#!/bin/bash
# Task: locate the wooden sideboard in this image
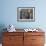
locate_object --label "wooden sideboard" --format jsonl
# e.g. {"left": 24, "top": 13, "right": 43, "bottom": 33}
{"left": 2, "top": 31, "right": 45, "bottom": 46}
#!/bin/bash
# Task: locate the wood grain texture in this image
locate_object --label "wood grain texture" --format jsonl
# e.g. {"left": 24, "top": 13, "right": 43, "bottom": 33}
{"left": 24, "top": 32, "right": 45, "bottom": 46}
{"left": 2, "top": 32, "right": 45, "bottom": 46}
{"left": 2, "top": 32, "right": 23, "bottom": 46}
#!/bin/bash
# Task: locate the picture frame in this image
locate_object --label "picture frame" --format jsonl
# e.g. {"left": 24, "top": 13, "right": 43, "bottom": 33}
{"left": 17, "top": 7, "right": 35, "bottom": 22}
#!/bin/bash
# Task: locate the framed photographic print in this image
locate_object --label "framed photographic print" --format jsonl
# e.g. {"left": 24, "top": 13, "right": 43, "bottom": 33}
{"left": 17, "top": 7, "right": 35, "bottom": 22}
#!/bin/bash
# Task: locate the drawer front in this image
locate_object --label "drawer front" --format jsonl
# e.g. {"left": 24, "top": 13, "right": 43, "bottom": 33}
{"left": 32, "top": 44, "right": 44, "bottom": 46}
{"left": 3, "top": 36, "right": 23, "bottom": 46}
{"left": 24, "top": 36, "right": 44, "bottom": 46}
{"left": 3, "top": 32, "right": 24, "bottom": 46}
{"left": 3, "top": 36, "right": 23, "bottom": 44}
{"left": 3, "top": 43, "right": 15, "bottom": 46}
{"left": 24, "top": 32, "right": 44, "bottom": 36}
{"left": 3, "top": 43, "right": 23, "bottom": 46}
{"left": 32, "top": 36, "right": 45, "bottom": 44}
{"left": 3, "top": 32, "right": 23, "bottom": 36}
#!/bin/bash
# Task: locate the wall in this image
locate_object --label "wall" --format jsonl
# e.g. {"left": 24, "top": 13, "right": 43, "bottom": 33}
{"left": 0, "top": 0, "right": 46, "bottom": 30}
{"left": 0, "top": 0, "right": 46, "bottom": 44}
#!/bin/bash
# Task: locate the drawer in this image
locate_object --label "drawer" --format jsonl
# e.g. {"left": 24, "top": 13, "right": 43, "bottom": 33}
{"left": 3, "top": 36, "right": 23, "bottom": 41}
{"left": 31, "top": 44, "right": 44, "bottom": 46}
{"left": 32, "top": 36, "right": 45, "bottom": 44}
{"left": 24, "top": 35, "right": 45, "bottom": 45}
{"left": 3, "top": 37, "right": 23, "bottom": 46}
{"left": 3, "top": 36, "right": 23, "bottom": 44}
{"left": 3, "top": 44, "right": 15, "bottom": 46}
{"left": 24, "top": 32, "right": 44, "bottom": 36}
{"left": 3, "top": 36, "right": 15, "bottom": 44}
{"left": 3, "top": 32, "right": 23, "bottom": 36}
{"left": 3, "top": 43, "right": 23, "bottom": 46}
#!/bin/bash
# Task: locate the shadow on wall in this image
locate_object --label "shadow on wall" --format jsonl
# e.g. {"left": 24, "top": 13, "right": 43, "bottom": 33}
{"left": 0, "top": 24, "right": 7, "bottom": 43}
